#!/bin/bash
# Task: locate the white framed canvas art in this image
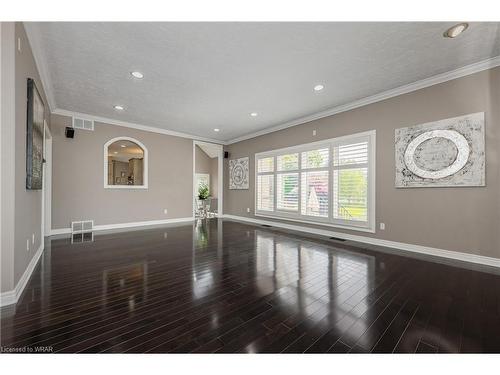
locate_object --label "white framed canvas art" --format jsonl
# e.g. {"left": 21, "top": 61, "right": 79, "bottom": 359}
{"left": 395, "top": 112, "right": 485, "bottom": 188}
{"left": 229, "top": 157, "right": 249, "bottom": 189}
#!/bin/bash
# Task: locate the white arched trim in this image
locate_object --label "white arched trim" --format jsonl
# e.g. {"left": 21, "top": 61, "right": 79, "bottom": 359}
{"left": 104, "top": 136, "right": 148, "bottom": 189}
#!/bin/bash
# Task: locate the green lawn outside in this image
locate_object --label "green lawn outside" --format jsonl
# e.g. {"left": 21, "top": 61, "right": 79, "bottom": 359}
{"left": 340, "top": 206, "right": 367, "bottom": 220}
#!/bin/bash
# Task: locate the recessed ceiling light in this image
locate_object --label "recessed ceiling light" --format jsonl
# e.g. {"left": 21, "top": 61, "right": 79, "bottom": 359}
{"left": 250, "top": 112, "right": 258, "bottom": 117}
{"left": 214, "top": 128, "right": 220, "bottom": 132}
{"left": 113, "top": 151, "right": 118, "bottom": 154}
{"left": 114, "top": 105, "right": 124, "bottom": 111}
{"left": 120, "top": 144, "right": 126, "bottom": 148}
{"left": 130, "top": 71, "right": 144, "bottom": 79}
{"left": 443, "top": 23, "right": 469, "bottom": 38}
{"left": 314, "top": 84, "right": 324, "bottom": 92}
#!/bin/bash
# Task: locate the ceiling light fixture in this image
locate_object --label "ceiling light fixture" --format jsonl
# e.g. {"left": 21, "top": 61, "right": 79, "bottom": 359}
{"left": 113, "top": 105, "right": 124, "bottom": 111}
{"left": 214, "top": 128, "right": 220, "bottom": 132}
{"left": 250, "top": 112, "right": 258, "bottom": 117}
{"left": 314, "top": 84, "right": 324, "bottom": 92}
{"left": 130, "top": 71, "right": 144, "bottom": 79}
{"left": 120, "top": 144, "right": 126, "bottom": 148}
{"left": 113, "top": 151, "right": 118, "bottom": 154}
{"left": 443, "top": 23, "right": 469, "bottom": 38}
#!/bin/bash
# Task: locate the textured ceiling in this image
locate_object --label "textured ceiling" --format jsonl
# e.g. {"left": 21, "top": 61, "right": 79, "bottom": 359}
{"left": 27, "top": 22, "right": 500, "bottom": 142}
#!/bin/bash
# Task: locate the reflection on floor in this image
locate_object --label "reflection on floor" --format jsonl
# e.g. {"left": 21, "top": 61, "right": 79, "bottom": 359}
{"left": 1, "top": 219, "right": 499, "bottom": 353}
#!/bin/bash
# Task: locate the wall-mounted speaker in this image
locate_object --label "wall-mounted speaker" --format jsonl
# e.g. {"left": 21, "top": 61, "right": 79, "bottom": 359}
{"left": 65, "top": 127, "right": 75, "bottom": 138}
{"left": 224, "top": 151, "right": 229, "bottom": 159}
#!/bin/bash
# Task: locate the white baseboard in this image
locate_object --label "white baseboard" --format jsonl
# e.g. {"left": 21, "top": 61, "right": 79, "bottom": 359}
{"left": 50, "top": 217, "right": 195, "bottom": 236}
{"left": 50, "top": 228, "right": 72, "bottom": 235}
{"left": 0, "top": 290, "right": 16, "bottom": 308}
{"left": 222, "top": 214, "right": 500, "bottom": 269}
{"left": 0, "top": 242, "right": 45, "bottom": 307}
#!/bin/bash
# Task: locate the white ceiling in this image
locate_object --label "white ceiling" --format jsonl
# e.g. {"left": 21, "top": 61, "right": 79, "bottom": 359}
{"left": 26, "top": 22, "right": 500, "bottom": 143}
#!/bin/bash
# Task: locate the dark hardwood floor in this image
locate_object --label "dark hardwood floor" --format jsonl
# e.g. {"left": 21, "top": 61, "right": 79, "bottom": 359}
{"left": 1, "top": 219, "right": 500, "bottom": 353}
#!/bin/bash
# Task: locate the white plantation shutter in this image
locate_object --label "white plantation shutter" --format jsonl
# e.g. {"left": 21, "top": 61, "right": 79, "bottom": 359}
{"left": 300, "top": 147, "right": 329, "bottom": 217}
{"left": 257, "top": 175, "right": 274, "bottom": 211}
{"left": 255, "top": 131, "right": 374, "bottom": 232}
{"left": 332, "top": 139, "right": 369, "bottom": 223}
{"left": 277, "top": 153, "right": 298, "bottom": 171}
{"left": 333, "top": 141, "right": 368, "bottom": 167}
{"left": 301, "top": 148, "right": 329, "bottom": 169}
{"left": 277, "top": 173, "right": 299, "bottom": 211}
{"left": 301, "top": 170, "right": 329, "bottom": 217}
{"left": 258, "top": 157, "right": 274, "bottom": 173}
{"left": 276, "top": 153, "right": 299, "bottom": 211}
{"left": 257, "top": 156, "right": 275, "bottom": 211}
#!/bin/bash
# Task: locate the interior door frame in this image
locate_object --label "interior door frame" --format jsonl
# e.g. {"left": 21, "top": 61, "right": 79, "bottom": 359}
{"left": 42, "top": 120, "right": 52, "bottom": 237}
{"left": 193, "top": 140, "right": 223, "bottom": 218}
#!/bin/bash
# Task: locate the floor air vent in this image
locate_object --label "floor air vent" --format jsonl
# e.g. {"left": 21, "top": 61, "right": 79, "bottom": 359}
{"left": 71, "top": 220, "right": 94, "bottom": 233}
{"left": 329, "top": 237, "right": 346, "bottom": 242}
{"left": 71, "top": 220, "right": 94, "bottom": 244}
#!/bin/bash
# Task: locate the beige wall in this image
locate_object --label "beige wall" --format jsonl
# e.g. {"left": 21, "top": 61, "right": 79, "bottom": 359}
{"left": 1, "top": 22, "right": 16, "bottom": 293}
{"left": 224, "top": 67, "right": 500, "bottom": 259}
{"left": 0, "top": 23, "right": 52, "bottom": 292}
{"left": 195, "top": 145, "right": 211, "bottom": 174}
{"left": 195, "top": 145, "right": 218, "bottom": 199}
{"left": 51, "top": 114, "right": 193, "bottom": 229}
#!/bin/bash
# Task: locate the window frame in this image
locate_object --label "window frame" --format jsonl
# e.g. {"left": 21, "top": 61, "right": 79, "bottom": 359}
{"left": 103, "top": 136, "right": 149, "bottom": 190}
{"left": 254, "top": 130, "right": 376, "bottom": 233}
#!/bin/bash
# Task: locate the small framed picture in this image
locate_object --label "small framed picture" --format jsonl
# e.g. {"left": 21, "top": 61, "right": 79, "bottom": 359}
{"left": 121, "top": 172, "right": 126, "bottom": 177}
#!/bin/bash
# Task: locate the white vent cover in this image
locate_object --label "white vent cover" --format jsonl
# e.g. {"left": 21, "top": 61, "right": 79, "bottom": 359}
{"left": 72, "top": 117, "right": 94, "bottom": 131}
{"left": 71, "top": 220, "right": 94, "bottom": 233}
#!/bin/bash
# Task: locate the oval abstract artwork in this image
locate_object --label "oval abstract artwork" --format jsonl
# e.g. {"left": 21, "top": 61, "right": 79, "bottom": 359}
{"left": 395, "top": 112, "right": 485, "bottom": 188}
{"left": 403, "top": 129, "right": 470, "bottom": 180}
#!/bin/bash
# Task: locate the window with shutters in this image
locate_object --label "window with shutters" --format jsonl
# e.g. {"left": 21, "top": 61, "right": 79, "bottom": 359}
{"left": 255, "top": 130, "right": 375, "bottom": 232}
{"left": 332, "top": 140, "right": 369, "bottom": 223}
{"left": 257, "top": 157, "right": 274, "bottom": 211}
{"left": 276, "top": 153, "right": 299, "bottom": 212}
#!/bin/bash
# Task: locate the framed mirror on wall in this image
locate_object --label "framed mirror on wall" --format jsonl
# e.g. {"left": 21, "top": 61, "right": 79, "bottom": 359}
{"left": 104, "top": 137, "right": 148, "bottom": 189}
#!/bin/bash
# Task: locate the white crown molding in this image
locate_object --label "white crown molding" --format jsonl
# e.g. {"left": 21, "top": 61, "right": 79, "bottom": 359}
{"left": 222, "top": 214, "right": 500, "bottom": 269}
{"left": 50, "top": 216, "right": 195, "bottom": 236}
{"left": 226, "top": 56, "right": 500, "bottom": 144}
{"left": 52, "top": 109, "right": 225, "bottom": 145}
{"left": 0, "top": 243, "right": 44, "bottom": 307}
{"left": 23, "top": 22, "right": 56, "bottom": 112}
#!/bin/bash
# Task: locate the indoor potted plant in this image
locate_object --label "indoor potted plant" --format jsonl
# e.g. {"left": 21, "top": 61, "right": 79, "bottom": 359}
{"left": 197, "top": 183, "right": 209, "bottom": 201}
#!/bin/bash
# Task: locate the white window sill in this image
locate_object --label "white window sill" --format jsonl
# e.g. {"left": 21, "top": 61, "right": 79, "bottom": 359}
{"left": 255, "top": 212, "right": 376, "bottom": 234}
{"left": 104, "top": 185, "right": 148, "bottom": 190}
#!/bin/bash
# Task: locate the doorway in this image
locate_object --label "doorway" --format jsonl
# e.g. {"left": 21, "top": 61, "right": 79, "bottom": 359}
{"left": 193, "top": 141, "right": 223, "bottom": 219}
